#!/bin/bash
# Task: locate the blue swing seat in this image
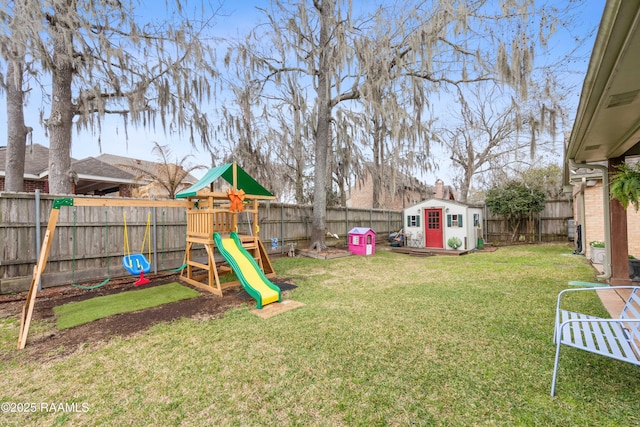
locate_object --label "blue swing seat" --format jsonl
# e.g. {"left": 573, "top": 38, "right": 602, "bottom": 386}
{"left": 122, "top": 254, "right": 151, "bottom": 275}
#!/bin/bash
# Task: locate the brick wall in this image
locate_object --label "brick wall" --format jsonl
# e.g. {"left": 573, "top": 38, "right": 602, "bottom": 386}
{"left": 119, "top": 185, "right": 133, "bottom": 198}
{"left": 583, "top": 182, "right": 605, "bottom": 258}
{"left": 346, "top": 173, "right": 424, "bottom": 210}
{"left": 0, "top": 178, "right": 48, "bottom": 192}
{"left": 581, "top": 181, "right": 640, "bottom": 258}
{"left": 627, "top": 199, "right": 640, "bottom": 257}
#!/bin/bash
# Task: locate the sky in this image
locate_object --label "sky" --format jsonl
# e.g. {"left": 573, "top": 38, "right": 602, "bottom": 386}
{"left": 0, "top": 0, "right": 607, "bottom": 184}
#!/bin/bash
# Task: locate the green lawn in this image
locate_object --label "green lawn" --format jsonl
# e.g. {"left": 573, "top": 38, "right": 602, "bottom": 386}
{"left": 53, "top": 282, "right": 200, "bottom": 329}
{"left": 2, "top": 244, "right": 640, "bottom": 426}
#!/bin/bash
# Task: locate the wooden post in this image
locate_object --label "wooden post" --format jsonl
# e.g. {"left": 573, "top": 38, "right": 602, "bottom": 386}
{"left": 609, "top": 157, "right": 632, "bottom": 286}
{"left": 253, "top": 199, "right": 259, "bottom": 236}
{"left": 232, "top": 162, "right": 238, "bottom": 190}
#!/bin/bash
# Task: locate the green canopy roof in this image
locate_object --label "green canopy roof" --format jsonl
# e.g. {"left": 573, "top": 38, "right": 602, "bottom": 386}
{"left": 175, "top": 163, "right": 274, "bottom": 199}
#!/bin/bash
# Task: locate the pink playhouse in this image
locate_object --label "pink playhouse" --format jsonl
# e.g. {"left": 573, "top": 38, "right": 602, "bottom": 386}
{"left": 348, "top": 227, "right": 376, "bottom": 256}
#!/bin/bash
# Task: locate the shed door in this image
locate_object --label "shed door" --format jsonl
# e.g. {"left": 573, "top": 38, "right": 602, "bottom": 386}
{"left": 425, "top": 209, "right": 443, "bottom": 248}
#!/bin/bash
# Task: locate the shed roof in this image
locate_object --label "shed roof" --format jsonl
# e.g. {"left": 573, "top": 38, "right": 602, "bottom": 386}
{"left": 406, "top": 198, "right": 483, "bottom": 211}
{"left": 175, "top": 163, "right": 274, "bottom": 199}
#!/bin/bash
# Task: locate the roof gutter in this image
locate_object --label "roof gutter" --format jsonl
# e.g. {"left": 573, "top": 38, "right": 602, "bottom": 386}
{"left": 569, "top": 159, "right": 612, "bottom": 281}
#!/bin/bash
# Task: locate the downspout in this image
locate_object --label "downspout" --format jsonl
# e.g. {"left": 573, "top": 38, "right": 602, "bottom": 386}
{"left": 569, "top": 159, "right": 611, "bottom": 280}
{"left": 579, "top": 177, "right": 587, "bottom": 255}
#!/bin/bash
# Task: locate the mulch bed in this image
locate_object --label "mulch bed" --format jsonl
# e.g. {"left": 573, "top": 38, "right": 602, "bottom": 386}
{"left": 0, "top": 272, "right": 297, "bottom": 361}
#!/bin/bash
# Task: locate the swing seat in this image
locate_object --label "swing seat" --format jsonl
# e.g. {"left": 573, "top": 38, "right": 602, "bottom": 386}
{"left": 122, "top": 254, "right": 151, "bottom": 275}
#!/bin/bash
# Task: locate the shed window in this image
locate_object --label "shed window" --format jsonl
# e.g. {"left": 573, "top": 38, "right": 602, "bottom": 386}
{"left": 473, "top": 213, "right": 480, "bottom": 227}
{"left": 407, "top": 215, "right": 420, "bottom": 227}
{"left": 447, "top": 214, "right": 463, "bottom": 228}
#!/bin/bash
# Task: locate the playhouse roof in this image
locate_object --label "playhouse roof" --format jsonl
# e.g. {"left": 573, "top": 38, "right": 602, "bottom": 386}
{"left": 348, "top": 227, "right": 376, "bottom": 235}
{"left": 175, "top": 163, "right": 274, "bottom": 199}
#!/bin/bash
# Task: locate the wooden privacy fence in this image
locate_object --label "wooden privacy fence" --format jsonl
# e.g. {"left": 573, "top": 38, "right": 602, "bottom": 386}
{"left": 1, "top": 193, "right": 189, "bottom": 294}
{"left": 483, "top": 199, "right": 573, "bottom": 244}
{"left": 0, "top": 192, "right": 403, "bottom": 294}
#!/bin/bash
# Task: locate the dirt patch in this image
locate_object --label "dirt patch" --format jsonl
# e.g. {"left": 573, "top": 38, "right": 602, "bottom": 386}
{"left": 0, "top": 273, "right": 296, "bottom": 361}
{"left": 298, "top": 248, "right": 353, "bottom": 260}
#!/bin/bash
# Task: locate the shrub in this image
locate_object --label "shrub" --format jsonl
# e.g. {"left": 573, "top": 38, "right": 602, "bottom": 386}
{"left": 447, "top": 236, "right": 462, "bottom": 249}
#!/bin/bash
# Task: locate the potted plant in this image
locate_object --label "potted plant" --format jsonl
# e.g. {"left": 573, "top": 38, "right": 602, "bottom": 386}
{"left": 589, "top": 241, "right": 606, "bottom": 264}
{"left": 610, "top": 162, "right": 640, "bottom": 211}
{"left": 447, "top": 236, "right": 462, "bottom": 250}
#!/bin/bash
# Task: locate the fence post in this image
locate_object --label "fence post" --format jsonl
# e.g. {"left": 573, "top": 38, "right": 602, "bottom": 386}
{"left": 370, "top": 208, "right": 373, "bottom": 229}
{"left": 539, "top": 211, "right": 542, "bottom": 243}
{"left": 35, "top": 190, "right": 42, "bottom": 291}
{"left": 345, "top": 207, "right": 349, "bottom": 244}
{"left": 281, "top": 202, "right": 285, "bottom": 255}
{"left": 387, "top": 210, "right": 390, "bottom": 237}
{"left": 152, "top": 206, "right": 158, "bottom": 274}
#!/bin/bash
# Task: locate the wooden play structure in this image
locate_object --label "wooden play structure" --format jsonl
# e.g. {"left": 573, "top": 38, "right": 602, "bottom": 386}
{"left": 175, "top": 163, "right": 276, "bottom": 296}
{"left": 17, "top": 162, "right": 278, "bottom": 349}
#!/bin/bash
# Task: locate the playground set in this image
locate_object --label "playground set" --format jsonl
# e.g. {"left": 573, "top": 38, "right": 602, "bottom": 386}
{"left": 17, "top": 163, "right": 281, "bottom": 350}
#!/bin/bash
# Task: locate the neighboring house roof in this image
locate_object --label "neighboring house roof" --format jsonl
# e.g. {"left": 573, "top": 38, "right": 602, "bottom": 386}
{"left": 0, "top": 143, "right": 199, "bottom": 195}
{"left": 0, "top": 143, "right": 56, "bottom": 178}
{"left": 176, "top": 163, "right": 274, "bottom": 199}
{"left": 96, "top": 153, "right": 199, "bottom": 185}
{"left": 71, "top": 157, "right": 139, "bottom": 194}
{"left": 0, "top": 144, "right": 138, "bottom": 193}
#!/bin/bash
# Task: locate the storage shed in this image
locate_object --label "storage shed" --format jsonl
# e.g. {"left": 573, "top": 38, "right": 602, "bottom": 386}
{"left": 403, "top": 199, "right": 483, "bottom": 251}
{"left": 348, "top": 227, "right": 376, "bottom": 255}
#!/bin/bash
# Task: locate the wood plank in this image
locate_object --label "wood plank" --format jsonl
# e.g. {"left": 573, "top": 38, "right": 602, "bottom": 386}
{"left": 179, "top": 277, "right": 222, "bottom": 296}
{"left": 72, "top": 198, "right": 190, "bottom": 208}
{"left": 17, "top": 208, "right": 60, "bottom": 349}
{"left": 250, "top": 300, "right": 305, "bottom": 319}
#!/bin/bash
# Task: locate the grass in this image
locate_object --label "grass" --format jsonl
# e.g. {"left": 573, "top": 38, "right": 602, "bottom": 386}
{"left": 53, "top": 282, "right": 200, "bottom": 329}
{"left": 2, "top": 244, "right": 640, "bottom": 426}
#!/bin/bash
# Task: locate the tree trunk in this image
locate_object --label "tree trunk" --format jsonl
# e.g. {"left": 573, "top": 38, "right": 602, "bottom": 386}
{"left": 310, "top": 91, "right": 330, "bottom": 249}
{"left": 5, "top": 61, "right": 28, "bottom": 192}
{"left": 372, "top": 117, "right": 383, "bottom": 209}
{"left": 47, "top": 7, "right": 75, "bottom": 195}
{"left": 4, "top": 0, "right": 30, "bottom": 193}
{"left": 458, "top": 170, "right": 471, "bottom": 203}
{"left": 295, "top": 159, "right": 304, "bottom": 204}
{"left": 309, "top": 1, "right": 333, "bottom": 250}
{"left": 293, "top": 101, "right": 305, "bottom": 204}
{"left": 510, "top": 218, "right": 521, "bottom": 242}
